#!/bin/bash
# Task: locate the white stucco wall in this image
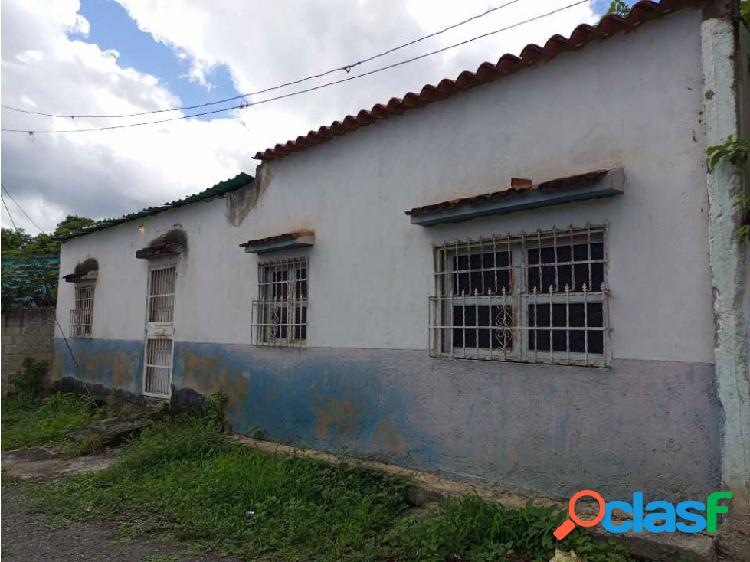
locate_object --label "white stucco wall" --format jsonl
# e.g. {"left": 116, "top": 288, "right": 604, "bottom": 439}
{"left": 57, "top": 8, "right": 713, "bottom": 363}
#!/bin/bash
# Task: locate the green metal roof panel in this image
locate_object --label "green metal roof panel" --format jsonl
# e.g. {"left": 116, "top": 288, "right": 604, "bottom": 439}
{"left": 59, "top": 172, "right": 253, "bottom": 241}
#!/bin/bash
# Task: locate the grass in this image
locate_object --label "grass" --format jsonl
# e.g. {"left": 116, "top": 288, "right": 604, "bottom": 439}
{"left": 1, "top": 393, "right": 106, "bottom": 451}
{"left": 26, "top": 415, "right": 639, "bottom": 562}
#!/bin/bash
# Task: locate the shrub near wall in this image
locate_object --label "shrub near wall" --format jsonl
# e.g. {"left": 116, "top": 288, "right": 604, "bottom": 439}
{"left": 1, "top": 308, "right": 55, "bottom": 394}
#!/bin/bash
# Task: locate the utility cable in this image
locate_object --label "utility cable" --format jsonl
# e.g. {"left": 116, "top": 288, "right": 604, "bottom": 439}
{"left": 1, "top": 183, "right": 45, "bottom": 232}
{"left": 1, "top": 1, "right": 587, "bottom": 135}
{"left": 1, "top": 0, "right": 525, "bottom": 119}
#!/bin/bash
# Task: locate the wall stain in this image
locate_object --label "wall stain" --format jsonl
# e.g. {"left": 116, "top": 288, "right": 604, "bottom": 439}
{"left": 112, "top": 352, "right": 135, "bottom": 390}
{"left": 226, "top": 164, "right": 271, "bottom": 226}
{"left": 313, "top": 396, "right": 357, "bottom": 439}
{"left": 177, "top": 346, "right": 250, "bottom": 420}
{"left": 54, "top": 339, "right": 722, "bottom": 503}
{"left": 372, "top": 418, "right": 408, "bottom": 456}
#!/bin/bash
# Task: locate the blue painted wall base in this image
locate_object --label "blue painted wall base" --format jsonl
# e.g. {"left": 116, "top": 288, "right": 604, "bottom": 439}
{"left": 53, "top": 338, "right": 720, "bottom": 502}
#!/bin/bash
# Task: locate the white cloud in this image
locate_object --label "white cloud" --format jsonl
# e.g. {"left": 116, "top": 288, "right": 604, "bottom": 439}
{"left": 1, "top": 0, "right": 596, "bottom": 232}
{"left": 1, "top": 0, "right": 253, "bottom": 232}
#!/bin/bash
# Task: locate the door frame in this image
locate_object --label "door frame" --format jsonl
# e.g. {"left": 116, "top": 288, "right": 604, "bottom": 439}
{"left": 142, "top": 259, "right": 177, "bottom": 398}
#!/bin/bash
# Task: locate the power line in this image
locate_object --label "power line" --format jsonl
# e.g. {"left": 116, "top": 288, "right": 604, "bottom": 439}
{"left": 1, "top": 1, "right": 587, "bottom": 135}
{"left": 2, "top": 194, "right": 19, "bottom": 230}
{"left": 1, "top": 0, "right": 526, "bottom": 120}
{"left": 1, "top": 183, "right": 45, "bottom": 232}
{"left": 1, "top": 182, "right": 81, "bottom": 369}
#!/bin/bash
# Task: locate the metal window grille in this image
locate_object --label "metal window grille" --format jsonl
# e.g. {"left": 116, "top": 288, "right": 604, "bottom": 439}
{"left": 144, "top": 337, "right": 173, "bottom": 397}
{"left": 70, "top": 283, "right": 94, "bottom": 337}
{"left": 429, "top": 224, "right": 610, "bottom": 367}
{"left": 251, "top": 257, "right": 308, "bottom": 347}
{"left": 144, "top": 264, "right": 176, "bottom": 397}
{"left": 147, "top": 265, "right": 176, "bottom": 323}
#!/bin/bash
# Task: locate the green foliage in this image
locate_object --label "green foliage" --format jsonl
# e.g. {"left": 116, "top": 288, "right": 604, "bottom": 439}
{"left": 742, "top": 0, "right": 749, "bottom": 29}
{"left": 249, "top": 425, "right": 266, "bottom": 440}
{"left": 706, "top": 135, "right": 750, "bottom": 241}
{"left": 202, "top": 389, "right": 229, "bottom": 432}
{"left": 607, "top": 0, "right": 631, "bottom": 17}
{"left": 29, "top": 419, "right": 638, "bottom": 562}
{"left": 1, "top": 228, "right": 33, "bottom": 255}
{"left": 9, "top": 357, "right": 48, "bottom": 401}
{"left": 1, "top": 215, "right": 95, "bottom": 309}
{"left": 30, "top": 418, "right": 412, "bottom": 561}
{"left": 2, "top": 392, "right": 105, "bottom": 450}
{"left": 1, "top": 254, "right": 59, "bottom": 309}
{"left": 52, "top": 215, "right": 97, "bottom": 239}
{"left": 706, "top": 135, "right": 750, "bottom": 171}
{"left": 1, "top": 216, "right": 95, "bottom": 258}
{"left": 385, "top": 496, "right": 631, "bottom": 562}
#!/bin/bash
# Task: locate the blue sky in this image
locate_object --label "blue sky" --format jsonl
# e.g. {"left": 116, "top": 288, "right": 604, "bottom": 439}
{"left": 1, "top": 0, "right": 604, "bottom": 231}
{"left": 591, "top": 0, "right": 639, "bottom": 14}
{"left": 68, "top": 0, "right": 626, "bottom": 122}
{"left": 71, "top": 0, "right": 241, "bottom": 121}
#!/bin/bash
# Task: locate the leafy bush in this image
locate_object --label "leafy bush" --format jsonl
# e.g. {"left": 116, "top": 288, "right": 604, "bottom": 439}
{"left": 9, "top": 357, "right": 48, "bottom": 401}
{"left": 706, "top": 135, "right": 750, "bottom": 241}
{"left": 202, "top": 389, "right": 228, "bottom": 432}
{"left": 706, "top": 135, "right": 750, "bottom": 171}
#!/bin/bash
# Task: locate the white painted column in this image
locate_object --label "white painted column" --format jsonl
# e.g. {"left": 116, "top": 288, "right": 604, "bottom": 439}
{"left": 702, "top": 8, "right": 750, "bottom": 560}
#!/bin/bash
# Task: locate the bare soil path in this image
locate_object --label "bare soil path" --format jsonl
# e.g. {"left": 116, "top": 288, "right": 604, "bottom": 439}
{"left": 1, "top": 482, "right": 242, "bottom": 562}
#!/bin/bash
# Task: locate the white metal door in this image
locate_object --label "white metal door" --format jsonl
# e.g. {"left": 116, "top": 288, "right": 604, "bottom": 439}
{"left": 143, "top": 264, "right": 176, "bottom": 398}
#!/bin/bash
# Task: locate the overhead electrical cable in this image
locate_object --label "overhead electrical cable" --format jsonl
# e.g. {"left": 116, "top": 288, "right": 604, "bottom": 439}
{"left": 2, "top": 194, "right": 19, "bottom": 230}
{"left": 1, "top": 0, "right": 525, "bottom": 120}
{"left": 1, "top": 182, "right": 80, "bottom": 366}
{"left": 1, "top": 183, "right": 45, "bottom": 232}
{"left": 1, "top": 1, "right": 587, "bottom": 135}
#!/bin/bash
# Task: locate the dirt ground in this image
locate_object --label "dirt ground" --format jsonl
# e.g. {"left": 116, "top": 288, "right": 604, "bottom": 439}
{"left": 1, "top": 482, "right": 241, "bottom": 562}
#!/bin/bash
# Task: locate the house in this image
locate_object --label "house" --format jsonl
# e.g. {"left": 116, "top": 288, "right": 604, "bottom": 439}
{"left": 53, "top": 0, "right": 749, "bottom": 550}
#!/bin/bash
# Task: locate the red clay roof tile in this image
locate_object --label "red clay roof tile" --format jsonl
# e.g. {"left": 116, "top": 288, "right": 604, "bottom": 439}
{"left": 254, "top": 0, "right": 697, "bottom": 162}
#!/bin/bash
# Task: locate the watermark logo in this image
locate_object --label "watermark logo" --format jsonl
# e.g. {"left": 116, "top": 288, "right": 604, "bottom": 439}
{"left": 553, "top": 489, "right": 732, "bottom": 540}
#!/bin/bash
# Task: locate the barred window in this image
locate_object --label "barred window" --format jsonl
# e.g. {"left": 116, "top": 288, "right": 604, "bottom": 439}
{"left": 70, "top": 283, "right": 94, "bottom": 337}
{"left": 251, "top": 257, "right": 308, "bottom": 346}
{"left": 429, "top": 225, "right": 609, "bottom": 366}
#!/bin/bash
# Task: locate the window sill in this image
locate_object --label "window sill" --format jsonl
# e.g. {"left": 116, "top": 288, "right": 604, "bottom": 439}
{"left": 429, "top": 352, "right": 610, "bottom": 368}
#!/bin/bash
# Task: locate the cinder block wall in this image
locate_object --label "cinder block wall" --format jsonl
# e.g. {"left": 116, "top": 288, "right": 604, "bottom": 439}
{"left": 2, "top": 308, "right": 55, "bottom": 393}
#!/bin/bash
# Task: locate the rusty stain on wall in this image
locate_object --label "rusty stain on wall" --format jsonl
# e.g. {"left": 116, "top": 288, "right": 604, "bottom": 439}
{"left": 112, "top": 353, "right": 135, "bottom": 390}
{"left": 313, "top": 396, "right": 357, "bottom": 439}
{"left": 177, "top": 346, "right": 250, "bottom": 418}
{"left": 372, "top": 418, "right": 408, "bottom": 456}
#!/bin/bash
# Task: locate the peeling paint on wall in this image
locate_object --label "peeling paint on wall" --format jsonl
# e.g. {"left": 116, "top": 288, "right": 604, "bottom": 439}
{"left": 226, "top": 164, "right": 271, "bottom": 226}
{"left": 55, "top": 337, "right": 721, "bottom": 502}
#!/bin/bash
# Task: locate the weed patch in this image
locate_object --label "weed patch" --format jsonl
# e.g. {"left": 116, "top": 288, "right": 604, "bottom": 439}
{"left": 28, "top": 417, "right": 640, "bottom": 561}
{"left": 2, "top": 393, "right": 106, "bottom": 451}
{"left": 385, "top": 495, "right": 634, "bottom": 562}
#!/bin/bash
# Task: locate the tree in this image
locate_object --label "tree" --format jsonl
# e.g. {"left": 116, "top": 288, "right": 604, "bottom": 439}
{"left": 52, "top": 215, "right": 96, "bottom": 239}
{"left": 609, "top": 1, "right": 747, "bottom": 25}
{"left": 1, "top": 215, "right": 95, "bottom": 258}
{"left": 607, "top": 0, "right": 631, "bottom": 17}
{"left": 1, "top": 228, "right": 33, "bottom": 256}
{"left": 1, "top": 215, "right": 96, "bottom": 308}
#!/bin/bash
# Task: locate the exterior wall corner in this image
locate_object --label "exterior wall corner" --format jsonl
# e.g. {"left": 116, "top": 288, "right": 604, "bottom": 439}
{"left": 701, "top": 11, "right": 750, "bottom": 559}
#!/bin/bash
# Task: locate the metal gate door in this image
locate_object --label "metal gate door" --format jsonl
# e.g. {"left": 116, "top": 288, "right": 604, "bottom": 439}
{"left": 143, "top": 264, "right": 176, "bottom": 398}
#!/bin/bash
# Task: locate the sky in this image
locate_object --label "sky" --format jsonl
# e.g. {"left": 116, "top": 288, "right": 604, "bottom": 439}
{"left": 1, "top": 0, "right": 631, "bottom": 233}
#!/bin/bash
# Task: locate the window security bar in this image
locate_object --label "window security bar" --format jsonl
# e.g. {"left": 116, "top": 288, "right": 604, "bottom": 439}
{"left": 251, "top": 257, "right": 308, "bottom": 347}
{"left": 429, "top": 224, "right": 610, "bottom": 367}
{"left": 70, "top": 283, "right": 94, "bottom": 337}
